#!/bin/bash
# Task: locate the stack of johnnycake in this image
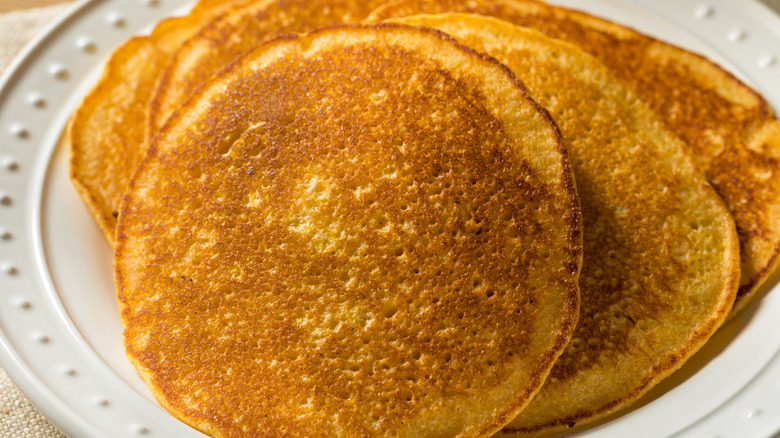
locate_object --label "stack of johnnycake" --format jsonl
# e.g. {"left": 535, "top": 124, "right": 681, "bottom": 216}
{"left": 68, "top": 0, "right": 779, "bottom": 436}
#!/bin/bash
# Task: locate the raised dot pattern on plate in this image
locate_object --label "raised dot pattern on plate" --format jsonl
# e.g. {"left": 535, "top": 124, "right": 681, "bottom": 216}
{"left": 3, "top": 158, "right": 18, "bottom": 171}
{"left": 10, "top": 123, "right": 29, "bottom": 138}
{"left": 28, "top": 93, "right": 46, "bottom": 108}
{"left": 77, "top": 37, "right": 97, "bottom": 53}
{"left": 746, "top": 408, "right": 762, "bottom": 418}
{"left": 49, "top": 64, "right": 69, "bottom": 80}
{"left": 692, "top": 3, "right": 777, "bottom": 69}
{"left": 727, "top": 28, "right": 746, "bottom": 41}
{"left": 758, "top": 55, "right": 777, "bottom": 68}
{"left": 107, "top": 12, "right": 126, "bottom": 28}
{"left": 93, "top": 396, "right": 110, "bottom": 407}
{"left": 694, "top": 4, "right": 714, "bottom": 18}
{"left": 131, "top": 424, "right": 150, "bottom": 435}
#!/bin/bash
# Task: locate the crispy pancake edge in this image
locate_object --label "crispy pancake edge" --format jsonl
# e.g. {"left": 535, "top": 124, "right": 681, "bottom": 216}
{"left": 67, "top": 36, "right": 160, "bottom": 246}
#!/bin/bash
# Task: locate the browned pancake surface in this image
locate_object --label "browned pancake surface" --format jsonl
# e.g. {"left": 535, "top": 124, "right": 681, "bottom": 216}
{"left": 386, "top": 13, "right": 739, "bottom": 435}
{"left": 370, "top": 0, "right": 780, "bottom": 316}
{"left": 115, "top": 25, "right": 581, "bottom": 437}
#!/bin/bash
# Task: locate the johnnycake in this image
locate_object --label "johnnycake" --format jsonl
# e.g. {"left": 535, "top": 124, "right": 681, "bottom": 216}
{"left": 386, "top": 13, "right": 739, "bottom": 435}
{"left": 114, "top": 24, "right": 582, "bottom": 437}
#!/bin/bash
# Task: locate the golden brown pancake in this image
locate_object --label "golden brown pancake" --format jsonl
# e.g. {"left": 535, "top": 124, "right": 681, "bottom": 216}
{"left": 115, "top": 24, "right": 582, "bottom": 437}
{"left": 147, "top": 0, "right": 390, "bottom": 143}
{"left": 386, "top": 13, "right": 739, "bottom": 435}
{"left": 67, "top": 0, "right": 239, "bottom": 246}
{"left": 370, "top": 0, "right": 780, "bottom": 316}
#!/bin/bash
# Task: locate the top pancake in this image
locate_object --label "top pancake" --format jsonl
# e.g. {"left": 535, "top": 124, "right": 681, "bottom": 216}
{"left": 386, "top": 13, "right": 739, "bottom": 435}
{"left": 370, "top": 0, "right": 780, "bottom": 316}
{"left": 147, "top": 0, "right": 390, "bottom": 142}
{"left": 114, "top": 24, "right": 581, "bottom": 437}
{"left": 67, "top": 0, "right": 239, "bottom": 246}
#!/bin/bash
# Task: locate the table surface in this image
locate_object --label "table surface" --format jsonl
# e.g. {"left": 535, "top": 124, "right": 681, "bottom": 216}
{"left": 0, "top": 0, "right": 72, "bottom": 13}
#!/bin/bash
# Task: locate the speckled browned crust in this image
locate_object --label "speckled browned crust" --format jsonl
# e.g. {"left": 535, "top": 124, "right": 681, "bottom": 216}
{"left": 386, "top": 13, "right": 740, "bottom": 436}
{"left": 115, "top": 24, "right": 582, "bottom": 438}
{"left": 369, "top": 0, "right": 780, "bottom": 318}
{"left": 147, "top": 0, "right": 391, "bottom": 145}
{"left": 67, "top": 0, "right": 239, "bottom": 247}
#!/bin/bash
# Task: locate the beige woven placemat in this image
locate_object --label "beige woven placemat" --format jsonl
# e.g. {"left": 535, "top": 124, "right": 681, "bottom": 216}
{"left": 0, "top": 4, "right": 71, "bottom": 76}
{"left": 0, "top": 0, "right": 778, "bottom": 437}
{"left": 765, "top": 0, "right": 780, "bottom": 10}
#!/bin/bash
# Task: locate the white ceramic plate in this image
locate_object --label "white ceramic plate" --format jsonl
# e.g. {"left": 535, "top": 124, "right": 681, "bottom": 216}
{"left": 0, "top": 0, "right": 779, "bottom": 436}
